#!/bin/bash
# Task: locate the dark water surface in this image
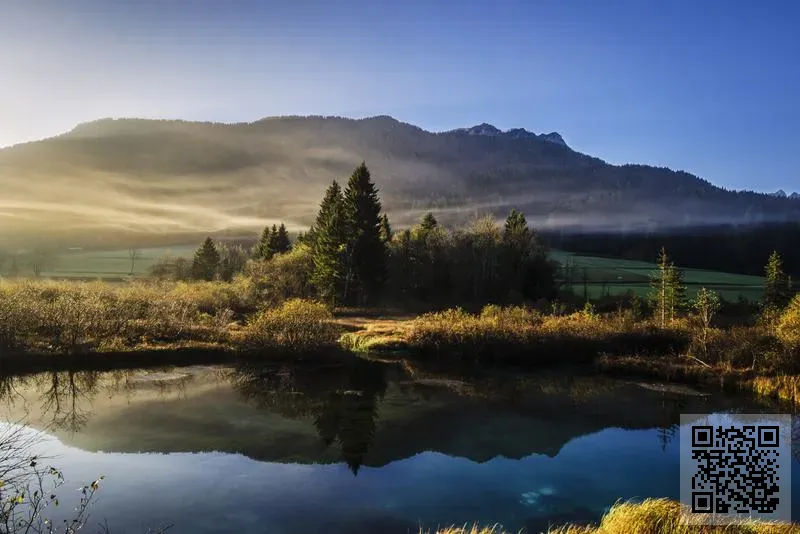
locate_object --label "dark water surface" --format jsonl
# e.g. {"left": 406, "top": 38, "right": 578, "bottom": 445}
{"left": 1, "top": 358, "right": 797, "bottom": 533}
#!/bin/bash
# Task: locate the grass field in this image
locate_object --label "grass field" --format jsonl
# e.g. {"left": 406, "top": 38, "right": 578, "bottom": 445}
{"left": 550, "top": 249, "right": 764, "bottom": 302}
{"left": 3, "top": 244, "right": 767, "bottom": 303}
{"left": 40, "top": 245, "right": 198, "bottom": 279}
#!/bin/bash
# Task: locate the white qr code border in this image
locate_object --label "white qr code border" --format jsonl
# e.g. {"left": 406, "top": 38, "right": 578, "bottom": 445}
{"left": 679, "top": 413, "right": 791, "bottom": 525}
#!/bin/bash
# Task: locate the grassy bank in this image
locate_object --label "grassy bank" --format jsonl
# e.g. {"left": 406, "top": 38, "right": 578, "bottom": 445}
{"left": 427, "top": 499, "right": 800, "bottom": 533}
{"left": 0, "top": 279, "right": 344, "bottom": 361}
{"left": 3, "top": 278, "right": 799, "bottom": 411}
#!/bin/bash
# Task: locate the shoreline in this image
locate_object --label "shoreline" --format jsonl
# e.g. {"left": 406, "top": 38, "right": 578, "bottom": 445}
{"left": 3, "top": 314, "right": 799, "bottom": 409}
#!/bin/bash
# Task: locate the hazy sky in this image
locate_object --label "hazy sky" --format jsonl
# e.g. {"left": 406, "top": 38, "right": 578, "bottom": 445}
{"left": 2, "top": 0, "right": 798, "bottom": 193}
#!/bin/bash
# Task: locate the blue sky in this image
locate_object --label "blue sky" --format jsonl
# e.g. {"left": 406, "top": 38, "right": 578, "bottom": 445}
{"left": 1, "top": 0, "right": 798, "bottom": 192}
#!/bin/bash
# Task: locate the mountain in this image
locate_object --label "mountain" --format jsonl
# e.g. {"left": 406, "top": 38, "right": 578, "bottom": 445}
{"left": 0, "top": 114, "right": 798, "bottom": 247}
{"left": 450, "top": 123, "right": 568, "bottom": 147}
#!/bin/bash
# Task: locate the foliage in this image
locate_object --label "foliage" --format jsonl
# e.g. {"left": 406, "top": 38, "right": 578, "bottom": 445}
{"left": 342, "top": 162, "right": 388, "bottom": 304}
{"left": 387, "top": 211, "right": 556, "bottom": 305}
{"left": 690, "top": 287, "right": 722, "bottom": 359}
{"left": 236, "top": 244, "right": 316, "bottom": 308}
{"left": 407, "top": 305, "right": 688, "bottom": 364}
{"left": 378, "top": 213, "right": 392, "bottom": 244}
{"left": 649, "top": 247, "right": 686, "bottom": 326}
{"left": 764, "top": 250, "right": 792, "bottom": 312}
{"left": 311, "top": 180, "right": 348, "bottom": 305}
{"left": 0, "top": 424, "right": 102, "bottom": 534}
{"left": 241, "top": 299, "right": 339, "bottom": 351}
{"left": 190, "top": 237, "right": 220, "bottom": 281}
{"left": 216, "top": 242, "right": 249, "bottom": 282}
{"left": 778, "top": 294, "right": 800, "bottom": 345}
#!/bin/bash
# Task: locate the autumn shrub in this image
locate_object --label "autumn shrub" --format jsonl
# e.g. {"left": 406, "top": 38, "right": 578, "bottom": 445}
{"left": 408, "top": 305, "right": 688, "bottom": 365}
{"left": 235, "top": 244, "right": 316, "bottom": 310}
{"left": 699, "top": 326, "right": 786, "bottom": 371}
{"left": 777, "top": 294, "right": 800, "bottom": 345}
{"left": 241, "top": 298, "right": 338, "bottom": 352}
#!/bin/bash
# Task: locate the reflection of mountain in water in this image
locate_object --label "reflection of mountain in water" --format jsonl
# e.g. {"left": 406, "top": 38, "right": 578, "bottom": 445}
{"left": 0, "top": 360, "right": 773, "bottom": 474}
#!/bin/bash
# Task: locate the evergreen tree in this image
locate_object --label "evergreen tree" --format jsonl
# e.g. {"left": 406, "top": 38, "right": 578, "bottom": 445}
{"left": 311, "top": 181, "right": 348, "bottom": 305}
{"left": 419, "top": 212, "right": 438, "bottom": 233}
{"left": 342, "top": 162, "right": 387, "bottom": 304}
{"left": 191, "top": 237, "right": 220, "bottom": 281}
{"left": 764, "top": 251, "right": 791, "bottom": 311}
{"left": 254, "top": 225, "right": 276, "bottom": 260}
{"left": 503, "top": 208, "right": 531, "bottom": 295}
{"left": 275, "top": 223, "right": 292, "bottom": 254}
{"left": 378, "top": 213, "right": 392, "bottom": 244}
{"left": 649, "top": 247, "right": 686, "bottom": 326}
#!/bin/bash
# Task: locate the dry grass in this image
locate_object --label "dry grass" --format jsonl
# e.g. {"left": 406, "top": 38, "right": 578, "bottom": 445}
{"left": 338, "top": 317, "right": 412, "bottom": 352}
{"left": 427, "top": 499, "right": 800, "bottom": 534}
{"left": 407, "top": 305, "right": 688, "bottom": 365}
{"left": 240, "top": 298, "right": 340, "bottom": 352}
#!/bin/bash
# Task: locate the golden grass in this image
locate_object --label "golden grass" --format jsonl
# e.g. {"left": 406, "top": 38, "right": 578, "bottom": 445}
{"left": 338, "top": 318, "right": 412, "bottom": 352}
{"left": 427, "top": 499, "right": 800, "bottom": 534}
{"left": 241, "top": 298, "right": 340, "bottom": 352}
{"left": 407, "top": 305, "right": 688, "bottom": 364}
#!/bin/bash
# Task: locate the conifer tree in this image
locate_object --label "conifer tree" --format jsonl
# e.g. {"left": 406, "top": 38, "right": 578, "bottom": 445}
{"left": 191, "top": 237, "right": 220, "bottom": 281}
{"left": 254, "top": 225, "right": 276, "bottom": 260}
{"left": 275, "top": 223, "right": 292, "bottom": 254}
{"left": 378, "top": 213, "right": 392, "bottom": 244}
{"left": 419, "top": 212, "right": 438, "bottom": 233}
{"left": 503, "top": 208, "right": 531, "bottom": 292}
{"left": 342, "top": 162, "right": 387, "bottom": 304}
{"left": 649, "top": 247, "right": 686, "bottom": 326}
{"left": 311, "top": 180, "right": 348, "bottom": 304}
{"left": 764, "top": 251, "right": 791, "bottom": 311}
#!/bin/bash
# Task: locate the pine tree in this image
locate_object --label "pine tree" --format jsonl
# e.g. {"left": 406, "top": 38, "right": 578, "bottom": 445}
{"left": 378, "top": 213, "right": 392, "bottom": 244}
{"left": 254, "top": 225, "right": 276, "bottom": 260}
{"left": 342, "top": 162, "right": 387, "bottom": 304}
{"left": 502, "top": 208, "right": 531, "bottom": 294}
{"left": 649, "top": 247, "right": 686, "bottom": 326}
{"left": 191, "top": 237, "right": 220, "bottom": 281}
{"left": 311, "top": 180, "right": 348, "bottom": 304}
{"left": 275, "top": 223, "right": 292, "bottom": 254}
{"left": 419, "top": 212, "right": 438, "bottom": 233}
{"left": 764, "top": 251, "right": 791, "bottom": 311}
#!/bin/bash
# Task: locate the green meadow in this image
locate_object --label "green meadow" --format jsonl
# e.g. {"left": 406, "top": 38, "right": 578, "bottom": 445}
{"left": 550, "top": 249, "right": 764, "bottom": 302}
{"left": 14, "top": 244, "right": 765, "bottom": 303}
{"left": 41, "top": 245, "right": 197, "bottom": 279}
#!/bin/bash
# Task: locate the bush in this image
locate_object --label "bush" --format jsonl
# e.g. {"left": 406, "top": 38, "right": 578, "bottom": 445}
{"left": 236, "top": 244, "right": 316, "bottom": 310}
{"left": 778, "top": 295, "right": 800, "bottom": 345}
{"left": 241, "top": 299, "right": 338, "bottom": 352}
{"left": 407, "top": 305, "right": 687, "bottom": 365}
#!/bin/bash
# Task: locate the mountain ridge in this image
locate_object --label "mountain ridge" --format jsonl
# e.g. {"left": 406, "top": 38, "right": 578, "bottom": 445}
{"left": 0, "top": 114, "right": 798, "bottom": 247}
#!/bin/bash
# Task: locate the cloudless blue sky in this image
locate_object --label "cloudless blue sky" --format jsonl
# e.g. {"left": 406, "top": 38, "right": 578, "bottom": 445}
{"left": 1, "top": 0, "right": 798, "bottom": 192}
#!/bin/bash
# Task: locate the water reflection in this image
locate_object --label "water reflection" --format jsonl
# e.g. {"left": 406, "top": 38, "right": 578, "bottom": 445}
{"left": 0, "top": 360, "right": 796, "bottom": 533}
{"left": 230, "top": 360, "right": 388, "bottom": 474}
{"left": 0, "top": 359, "right": 778, "bottom": 469}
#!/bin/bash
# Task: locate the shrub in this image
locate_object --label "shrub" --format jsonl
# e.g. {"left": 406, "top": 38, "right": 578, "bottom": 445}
{"left": 242, "top": 299, "right": 338, "bottom": 352}
{"left": 777, "top": 295, "right": 800, "bottom": 345}
{"left": 237, "top": 244, "right": 316, "bottom": 310}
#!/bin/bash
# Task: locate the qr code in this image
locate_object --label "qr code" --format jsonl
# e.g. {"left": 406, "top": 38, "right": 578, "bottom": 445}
{"left": 680, "top": 414, "right": 791, "bottom": 524}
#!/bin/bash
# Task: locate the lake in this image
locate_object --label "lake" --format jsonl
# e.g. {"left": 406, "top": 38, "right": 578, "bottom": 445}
{"left": 1, "top": 358, "right": 797, "bottom": 533}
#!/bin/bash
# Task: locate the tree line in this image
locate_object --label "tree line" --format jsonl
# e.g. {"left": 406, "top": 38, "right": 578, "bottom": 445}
{"left": 647, "top": 247, "right": 795, "bottom": 327}
{"left": 546, "top": 222, "right": 800, "bottom": 279}
{"left": 177, "top": 162, "right": 558, "bottom": 307}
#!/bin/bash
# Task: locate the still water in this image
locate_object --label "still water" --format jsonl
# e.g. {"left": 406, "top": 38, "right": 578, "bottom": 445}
{"left": 1, "top": 358, "right": 798, "bottom": 533}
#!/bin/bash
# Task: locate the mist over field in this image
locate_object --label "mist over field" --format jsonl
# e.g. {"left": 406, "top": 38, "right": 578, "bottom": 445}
{"left": 1, "top": 115, "right": 798, "bottom": 249}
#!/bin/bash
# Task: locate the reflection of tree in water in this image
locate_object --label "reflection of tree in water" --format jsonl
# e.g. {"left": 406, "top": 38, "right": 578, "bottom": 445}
{"left": 35, "top": 371, "right": 100, "bottom": 433}
{"left": 230, "top": 360, "right": 387, "bottom": 475}
{"left": 655, "top": 396, "right": 687, "bottom": 451}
